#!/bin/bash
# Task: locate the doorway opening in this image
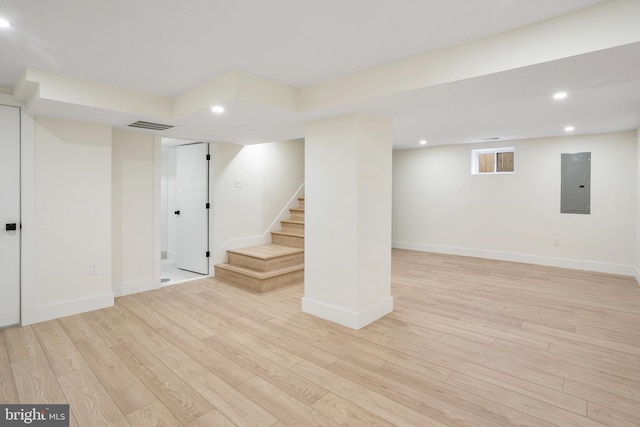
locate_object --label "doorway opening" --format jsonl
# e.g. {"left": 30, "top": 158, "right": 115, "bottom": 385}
{"left": 160, "top": 138, "right": 212, "bottom": 286}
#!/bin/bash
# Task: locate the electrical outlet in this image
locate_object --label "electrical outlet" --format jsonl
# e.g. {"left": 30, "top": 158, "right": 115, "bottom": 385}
{"left": 234, "top": 178, "right": 243, "bottom": 188}
{"left": 89, "top": 263, "right": 97, "bottom": 276}
{"left": 553, "top": 237, "right": 560, "bottom": 246}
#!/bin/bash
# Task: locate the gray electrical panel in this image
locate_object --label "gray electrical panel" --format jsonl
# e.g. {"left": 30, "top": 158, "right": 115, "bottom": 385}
{"left": 561, "top": 152, "right": 591, "bottom": 214}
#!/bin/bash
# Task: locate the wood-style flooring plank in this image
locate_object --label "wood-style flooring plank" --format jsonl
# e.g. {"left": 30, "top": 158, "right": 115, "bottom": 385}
{"left": 83, "top": 310, "right": 135, "bottom": 347}
{"left": 386, "top": 336, "right": 565, "bottom": 391}
{"left": 157, "top": 324, "right": 254, "bottom": 387}
{"left": 57, "top": 314, "right": 98, "bottom": 342}
{"left": 267, "top": 318, "right": 387, "bottom": 370}
{"left": 117, "top": 295, "right": 174, "bottom": 329}
{"left": 0, "top": 331, "right": 19, "bottom": 403}
{"left": 587, "top": 401, "right": 640, "bottom": 427}
{"left": 131, "top": 293, "right": 216, "bottom": 339}
{"left": 75, "top": 335, "right": 157, "bottom": 415}
{"left": 445, "top": 372, "right": 603, "bottom": 427}
{"left": 215, "top": 327, "right": 303, "bottom": 369}
{"left": 236, "top": 376, "right": 333, "bottom": 427}
{"left": 126, "top": 401, "right": 183, "bottom": 427}
{"left": 117, "top": 314, "right": 176, "bottom": 354}
{"left": 563, "top": 379, "right": 640, "bottom": 418}
{"left": 154, "top": 346, "right": 277, "bottom": 427}
{"left": 291, "top": 360, "right": 448, "bottom": 427}
{"left": 310, "top": 392, "right": 395, "bottom": 427}
{"left": 31, "top": 320, "right": 87, "bottom": 376}
{"left": 205, "top": 333, "right": 328, "bottom": 406}
{"left": 3, "top": 326, "right": 46, "bottom": 362}
{"left": 185, "top": 408, "right": 236, "bottom": 427}
{"left": 57, "top": 368, "right": 130, "bottom": 427}
{"left": 174, "top": 289, "right": 338, "bottom": 367}
{"left": 113, "top": 340, "right": 212, "bottom": 425}
{"left": 331, "top": 357, "right": 513, "bottom": 427}
{"left": 11, "top": 355, "right": 67, "bottom": 404}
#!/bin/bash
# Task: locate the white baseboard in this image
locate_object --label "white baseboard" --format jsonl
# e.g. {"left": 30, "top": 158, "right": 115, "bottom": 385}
{"left": 113, "top": 278, "right": 161, "bottom": 297}
{"left": 33, "top": 292, "right": 114, "bottom": 324}
{"left": 635, "top": 267, "right": 640, "bottom": 285}
{"left": 393, "top": 241, "right": 635, "bottom": 277}
{"left": 301, "top": 296, "right": 394, "bottom": 330}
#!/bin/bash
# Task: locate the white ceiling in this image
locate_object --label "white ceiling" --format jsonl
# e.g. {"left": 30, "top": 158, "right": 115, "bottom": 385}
{"left": 1, "top": 0, "right": 639, "bottom": 148}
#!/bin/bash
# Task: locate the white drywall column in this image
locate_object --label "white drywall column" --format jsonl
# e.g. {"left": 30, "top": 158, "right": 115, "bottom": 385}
{"left": 303, "top": 113, "right": 393, "bottom": 329}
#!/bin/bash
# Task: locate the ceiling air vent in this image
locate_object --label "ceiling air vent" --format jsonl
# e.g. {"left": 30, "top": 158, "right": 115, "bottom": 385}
{"left": 128, "top": 120, "right": 175, "bottom": 131}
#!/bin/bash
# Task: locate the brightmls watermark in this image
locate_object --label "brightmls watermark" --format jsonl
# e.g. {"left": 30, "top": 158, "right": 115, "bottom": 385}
{"left": 0, "top": 405, "right": 69, "bottom": 426}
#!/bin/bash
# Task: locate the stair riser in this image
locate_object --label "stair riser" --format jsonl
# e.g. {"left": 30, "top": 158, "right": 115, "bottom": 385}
{"left": 214, "top": 267, "right": 303, "bottom": 293}
{"left": 227, "top": 252, "right": 304, "bottom": 272}
{"left": 297, "top": 199, "right": 305, "bottom": 209}
{"left": 272, "top": 233, "right": 304, "bottom": 248}
{"left": 290, "top": 211, "right": 305, "bottom": 221}
{"left": 281, "top": 222, "right": 304, "bottom": 233}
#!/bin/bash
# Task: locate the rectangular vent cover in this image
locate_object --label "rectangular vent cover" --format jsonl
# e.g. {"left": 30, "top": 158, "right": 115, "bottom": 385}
{"left": 128, "top": 120, "right": 175, "bottom": 131}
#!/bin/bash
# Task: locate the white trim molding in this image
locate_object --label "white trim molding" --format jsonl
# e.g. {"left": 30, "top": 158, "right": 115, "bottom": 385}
{"left": 112, "top": 278, "right": 161, "bottom": 297}
{"left": 393, "top": 241, "right": 636, "bottom": 277}
{"left": 32, "top": 292, "right": 114, "bottom": 325}
{"left": 301, "top": 296, "right": 394, "bottom": 330}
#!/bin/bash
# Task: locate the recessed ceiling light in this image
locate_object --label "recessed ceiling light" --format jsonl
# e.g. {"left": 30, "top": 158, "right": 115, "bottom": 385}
{"left": 565, "top": 126, "right": 575, "bottom": 132}
{"left": 211, "top": 105, "right": 225, "bottom": 114}
{"left": 553, "top": 92, "right": 568, "bottom": 100}
{"left": 0, "top": 17, "right": 10, "bottom": 28}
{"left": 419, "top": 140, "right": 427, "bottom": 145}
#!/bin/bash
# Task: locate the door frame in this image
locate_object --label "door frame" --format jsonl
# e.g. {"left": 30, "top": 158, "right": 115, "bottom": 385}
{"left": 0, "top": 103, "right": 21, "bottom": 327}
{"left": 159, "top": 139, "right": 215, "bottom": 281}
{"left": 175, "top": 142, "right": 210, "bottom": 274}
{"left": 0, "top": 94, "right": 36, "bottom": 326}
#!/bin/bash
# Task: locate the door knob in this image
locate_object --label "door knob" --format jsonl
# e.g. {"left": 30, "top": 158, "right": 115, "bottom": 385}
{"left": 174, "top": 210, "right": 180, "bottom": 215}
{"left": 5, "top": 223, "right": 17, "bottom": 231}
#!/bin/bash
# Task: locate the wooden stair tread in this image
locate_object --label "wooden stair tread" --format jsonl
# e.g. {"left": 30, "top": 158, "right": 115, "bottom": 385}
{"left": 271, "top": 230, "right": 305, "bottom": 237}
{"left": 280, "top": 219, "right": 304, "bottom": 225}
{"left": 215, "top": 262, "right": 303, "bottom": 279}
{"left": 227, "top": 244, "right": 303, "bottom": 260}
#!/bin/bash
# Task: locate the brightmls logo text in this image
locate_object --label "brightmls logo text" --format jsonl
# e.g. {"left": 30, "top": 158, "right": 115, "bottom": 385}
{"left": 4, "top": 408, "right": 45, "bottom": 424}
{"left": 0, "top": 405, "right": 69, "bottom": 426}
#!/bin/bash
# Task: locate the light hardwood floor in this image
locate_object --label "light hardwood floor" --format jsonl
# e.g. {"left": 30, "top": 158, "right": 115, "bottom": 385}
{"left": 2, "top": 249, "right": 640, "bottom": 426}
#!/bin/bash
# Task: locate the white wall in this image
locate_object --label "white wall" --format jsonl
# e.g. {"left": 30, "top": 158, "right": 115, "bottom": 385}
{"left": 32, "top": 117, "right": 114, "bottom": 322}
{"left": 165, "top": 147, "right": 178, "bottom": 259}
{"left": 160, "top": 150, "right": 169, "bottom": 256}
{"left": 393, "top": 131, "right": 637, "bottom": 275}
{"left": 635, "top": 129, "right": 640, "bottom": 283}
{"left": 112, "top": 130, "right": 161, "bottom": 296}
{"left": 212, "top": 139, "right": 305, "bottom": 264}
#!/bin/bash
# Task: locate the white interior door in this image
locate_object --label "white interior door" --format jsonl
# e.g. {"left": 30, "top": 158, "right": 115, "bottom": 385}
{"left": 0, "top": 104, "right": 21, "bottom": 328}
{"left": 175, "top": 143, "right": 209, "bottom": 274}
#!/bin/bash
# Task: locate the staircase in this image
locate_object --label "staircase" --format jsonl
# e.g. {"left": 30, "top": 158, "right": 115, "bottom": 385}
{"left": 214, "top": 198, "right": 304, "bottom": 293}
